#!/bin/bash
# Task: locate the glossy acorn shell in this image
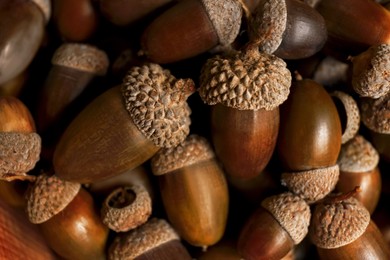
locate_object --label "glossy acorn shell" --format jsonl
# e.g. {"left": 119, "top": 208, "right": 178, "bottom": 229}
{"left": 211, "top": 104, "right": 279, "bottom": 179}
{"left": 39, "top": 188, "right": 109, "bottom": 260}
{"left": 370, "top": 131, "right": 390, "bottom": 163}
{"left": 53, "top": 86, "right": 160, "bottom": 183}
{"left": 277, "top": 79, "right": 342, "bottom": 171}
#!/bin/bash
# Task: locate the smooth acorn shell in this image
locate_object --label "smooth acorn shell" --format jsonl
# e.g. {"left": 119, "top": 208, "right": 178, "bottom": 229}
{"left": 277, "top": 79, "right": 342, "bottom": 171}
{"left": 211, "top": 104, "right": 279, "bottom": 179}
{"left": 370, "top": 131, "right": 390, "bottom": 163}
{"left": 53, "top": 86, "right": 160, "bottom": 183}
{"left": 136, "top": 240, "right": 192, "bottom": 260}
{"left": 40, "top": 188, "right": 109, "bottom": 260}
{"left": 198, "top": 239, "right": 242, "bottom": 260}
{"left": 0, "top": 96, "right": 36, "bottom": 133}
{"left": 0, "top": 180, "right": 27, "bottom": 209}
{"left": 158, "top": 158, "right": 229, "bottom": 247}
{"left": 0, "top": 0, "right": 45, "bottom": 85}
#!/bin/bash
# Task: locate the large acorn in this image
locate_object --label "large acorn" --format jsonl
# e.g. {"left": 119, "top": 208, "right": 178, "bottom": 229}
{"left": 53, "top": 63, "right": 194, "bottom": 183}
{"left": 199, "top": 46, "right": 291, "bottom": 180}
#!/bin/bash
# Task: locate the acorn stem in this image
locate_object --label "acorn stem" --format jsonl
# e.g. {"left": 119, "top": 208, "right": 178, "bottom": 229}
{"left": 324, "top": 186, "right": 362, "bottom": 204}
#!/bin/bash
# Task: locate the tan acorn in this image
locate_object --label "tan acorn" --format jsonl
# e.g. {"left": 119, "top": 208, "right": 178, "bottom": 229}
{"left": 360, "top": 92, "right": 390, "bottom": 135}
{"left": 53, "top": 63, "right": 194, "bottom": 183}
{"left": 151, "top": 135, "right": 229, "bottom": 248}
{"left": 199, "top": 46, "right": 291, "bottom": 180}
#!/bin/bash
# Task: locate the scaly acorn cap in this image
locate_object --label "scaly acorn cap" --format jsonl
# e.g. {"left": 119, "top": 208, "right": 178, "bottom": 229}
{"left": 281, "top": 165, "right": 340, "bottom": 204}
{"left": 261, "top": 192, "right": 311, "bottom": 245}
{"left": 351, "top": 44, "right": 390, "bottom": 99}
{"left": 331, "top": 91, "right": 360, "bottom": 144}
{"left": 52, "top": 43, "right": 109, "bottom": 76}
{"left": 151, "top": 134, "right": 215, "bottom": 176}
{"left": 31, "top": 0, "right": 51, "bottom": 23}
{"left": 360, "top": 93, "right": 390, "bottom": 134}
{"left": 122, "top": 63, "right": 194, "bottom": 148}
{"left": 109, "top": 218, "right": 180, "bottom": 259}
{"left": 199, "top": 47, "right": 291, "bottom": 111}
{"left": 338, "top": 135, "right": 379, "bottom": 173}
{"left": 26, "top": 174, "right": 81, "bottom": 224}
{"left": 310, "top": 195, "right": 370, "bottom": 249}
{"left": 101, "top": 185, "right": 152, "bottom": 232}
{"left": 0, "top": 132, "right": 41, "bottom": 182}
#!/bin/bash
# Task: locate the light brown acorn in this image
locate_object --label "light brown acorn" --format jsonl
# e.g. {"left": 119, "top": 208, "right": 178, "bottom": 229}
{"left": 0, "top": 97, "right": 41, "bottom": 181}
{"left": 151, "top": 135, "right": 229, "bottom": 248}
{"left": 53, "top": 63, "right": 194, "bottom": 183}
{"left": 140, "top": 0, "right": 242, "bottom": 63}
{"left": 26, "top": 174, "right": 109, "bottom": 260}
{"left": 0, "top": 0, "right": 50, "bottom": 85}
{"left": 199, "top": 46, "right": 291, "bottom": 180}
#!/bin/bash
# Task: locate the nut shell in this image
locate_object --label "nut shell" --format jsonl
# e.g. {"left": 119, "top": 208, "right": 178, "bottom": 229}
{"left": 360, "top": 93, "right": 390, "bottom": 134}
{"left": 31, "top": 0, "right": 51, "bottom": 22}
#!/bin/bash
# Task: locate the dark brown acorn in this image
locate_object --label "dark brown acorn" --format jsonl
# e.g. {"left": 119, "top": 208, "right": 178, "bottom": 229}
{"left": 370, "top": 131, "right": 390, "bottom": 162}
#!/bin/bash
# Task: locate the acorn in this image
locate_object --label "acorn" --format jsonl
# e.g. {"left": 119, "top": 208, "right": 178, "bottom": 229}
{"left": 0, "top": 69, "right": 28, "bottom": 97}
{"left": 0, "top": 180, "right": 28, "bottom": 209}
{"left": 313, "top": 56, "right": 349, "bottom": 88}
{"left": 336, "top": 135, "right": 381, "bottom": 214}
{"left": 0, "top": 97, "right": 41, "bottom": 181}
{"left": 140, "top": 0, "right": 242, "bottom": 63}
{"left": 53, "top": 63, "right": 194, "bottom": 183}
{"left": 197, "top": 239, "right": 242, "bottom": 260}
{"left": 0, "top": 0, "right": 50, "bottom": 85}
{"left": 199, "top": 46, "right": 291, "bottom": 180}
{"left": 237, "top": 192, "right": 311, "bottom": 260}
{"left": 309, "top": 190, "right": 390, "bottom": 259}
{"left": 370, "top": 131, "right": 390, "bottom": 162}
{"left": 360, "top": 92, "right": 390, "bottom": 134}
{"left": 151, "top": 135, "right": 229, "bottom": 248}
{"left": 248, "top": 0, "right": 327, "bottom": 59}
{"left": 26, "top": 174, "right": 109, "bottom": 260}
{"left": 109, "top": 218, "right": 192, "bottom": 260}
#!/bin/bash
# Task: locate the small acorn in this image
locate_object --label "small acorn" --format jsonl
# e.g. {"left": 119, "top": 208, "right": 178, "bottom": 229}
{"left": 140, "top": 0, "right": 242, "bottom": 63}
{"left": 360, "top": 92, "right": 390, "bottom": 134}
{"left": 248, "top": 0, "right": 327, "bottom": 59}
{"left": 237, "top": 192, "right": 311, "bottom": 260}
{"left": 26, "top": 174, "right": 109, "bottom": 260}
{"left": 0, "top": 0, "right": 50, "bottom": 85}
{"left": 53, "top": 63, "right": 194, "bottom": 183}
{"left": 199, "top": 46, "right": 291, "bottom": 180}
{"left": 151, "top": 135, "right": 229, "bottom": 248}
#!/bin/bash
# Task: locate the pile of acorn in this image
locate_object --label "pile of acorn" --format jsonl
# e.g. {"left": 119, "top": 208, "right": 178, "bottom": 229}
{"left": 0, "top": 0, "right": 390, "bottom": 259}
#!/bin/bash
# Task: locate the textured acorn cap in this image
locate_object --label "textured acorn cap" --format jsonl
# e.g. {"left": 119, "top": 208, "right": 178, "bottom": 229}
{"left": 281, "top": 165, "right": 340, "bottom": 204}
{"left": 248, "top": 0, "right": 287, "bottom": 54}
{"left": 338, "top": 135, "right": 379, "bottom": 173}
{"left": 0, "top": 132, "right": 41, "bottom": 182}
{"left": 101, "top": 185, "right": 152, "bottom": 232}
{"left": 310, "top": 196, "right": 370, "bottom": 249}
{"left": 109, "top": 218, "right": 180, "bottom": 259}
{"left": 331, "top": 91, "right": 360, "bottom": 144}
{"left": 360, "top": 93, "right": 390, "bottom": 134}
{"left": 201, "top": 0, "right": 242, "bottom": 47}
{"left": 261, "top": 192, "right": 311, "bottom": 244}
{"left": 122, "top": 63, "right": 194, "bottom": 148}
{"left": 26, "top": 174, "right": 81, "bottom": 224}
{"left": 31, "top": 0, "right": 51, "bottom": 22}
{"left": 151, "top": 134, "right": 215, "bottom": 176}
{"left": 52, "top": 44, "right": 109, "bottom": 76}
{"left": 199, "top": 48, "right": 291, "bottom": 111}
{"left": 351, "top": 44, "right": 390, "bottom": 99}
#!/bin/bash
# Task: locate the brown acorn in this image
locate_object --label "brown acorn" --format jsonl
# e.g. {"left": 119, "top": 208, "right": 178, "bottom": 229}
{"left": 53, "top": 63, "right": 194, "bottom": 183}
{"left": 0, "top": 0, "right": 50, "bottom": 85}
{"left": 151, "top": 135, "right": 229, "bottom": 248}
{"left": 140, "top": 0, "right": 242, "bottom": 63}
{"left": 313, "top": 56, "right": 349, "bottom": 87}
{"left": 360, "top": 92, "right": 390, "bottom": 134}
{"left": 0, "top": 69, "right": 28, "bottom": 97}
{"left": 26, "top": 174, "right": 109, "bottom": 260}
{"left": 199, "top": 46, "right": 291, "bottom": 180}
{"left": 237, "top": 192, "right": 311, "bottom": 260}
{"left": 249, "top": 0, "right": 327, "bottom": 59}
{"left": 0, "top": 180, "right": 28, "bottom": 209}
{"left": 370, "top": 131, "right": 390, "bottom": 162}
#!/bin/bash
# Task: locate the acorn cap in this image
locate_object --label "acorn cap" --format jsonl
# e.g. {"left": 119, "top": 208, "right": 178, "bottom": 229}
{"left": 26, "top": 174, "right": 81, "bottom": 224}
{"left": 31, "top": 0, "right": 51, "bottom": 22}
{"left": 281, "top": 165, "right": 340, "bottom": 204}
{"left": 248, "top": 0, "right": 287, "bottom": 54}
{"left": 0, "top": 132, "right": 41, "bottom": 182}
{"left": 360, "top": 93, "right": 390, "bottom": 134}
{"left": 261, "top": 192, "right": 311, "bottom": 245}
{"left": 52, "top": 44, "right": 109, "bottom": 76}
{"left": 122, "top": 63, "right": 194, "bottom": 148}
{"left": 101, "top": 185, "right": 152, "bottom": 232}
{"left": 201, "top": 0, "right": 242, "bottom": 47}
{"left": 331, "top": 91, "right": 360, "bottom": 144}
{"left": 109, "top": 218, "right": 180, "bottom": 259}
{"left": 310, "top": 196, "right": 370, "bottom": 249}
{"left": 338, "top": 135, "right": 379, "bottom": 173}
{"left": 151, "top": 135, "right": 215, "bottom": 176}
{"left": 199, "top": 48, "right": 291, "bottom": 111}
{"left": 351, "top": 44, "right": 390, "bottom": 99}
